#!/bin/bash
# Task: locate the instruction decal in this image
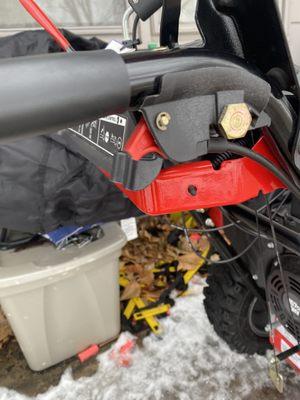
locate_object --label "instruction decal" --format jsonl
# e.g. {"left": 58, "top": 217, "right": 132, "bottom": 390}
{"left": 69, "top": 114, "right": 127, "bottom": 157}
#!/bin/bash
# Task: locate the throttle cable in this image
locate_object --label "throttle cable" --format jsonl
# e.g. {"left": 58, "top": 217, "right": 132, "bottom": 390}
{"left": 208, "top": 139, "right": 300, "bottom": 199}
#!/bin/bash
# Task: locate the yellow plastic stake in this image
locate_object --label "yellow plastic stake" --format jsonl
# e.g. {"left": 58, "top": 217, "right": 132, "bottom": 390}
{"left": 133, "top": 304, "right": 170, "bottom": 321}
{"left": 124, "top": 299, "right": 136, "bottom": 319}
{"left": 183, "top": 246, "right": 210, "bottom": 285}
{"left": 185, "top": 215, "right": 196, "bottom": 229}
{"left": 133, "top": 298, "right": 162, "bottom": 335}
{"left": 152, "top": 266, "right": 177, "bottom": 274}
{"left": 119, "top": 276, "right": 130, "bottom": 288}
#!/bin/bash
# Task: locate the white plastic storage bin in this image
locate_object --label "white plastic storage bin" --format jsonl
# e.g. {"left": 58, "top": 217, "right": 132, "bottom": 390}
{"left": 0, "top": 222, "right": 126, "bottom": 371}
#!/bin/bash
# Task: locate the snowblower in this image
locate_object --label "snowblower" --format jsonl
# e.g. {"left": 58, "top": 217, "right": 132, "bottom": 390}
{"left": 2, "top": 0, "right": 300, "bottom": 392}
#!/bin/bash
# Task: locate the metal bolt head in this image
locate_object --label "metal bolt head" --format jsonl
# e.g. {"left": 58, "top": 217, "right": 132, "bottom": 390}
{"left": 268, "top": 242, "right": 275, "bottom": 249}
{"left": 210, "top": 253, "right": 221, "bottom": 263}
{"left": 205, "top": 218, "right": 215, "bottom": 227}
{"left": 156, "top": 112, "right": 171, "bottom": 131}
{"left": 219, "top": 103, "right": 252, "bottom": 140}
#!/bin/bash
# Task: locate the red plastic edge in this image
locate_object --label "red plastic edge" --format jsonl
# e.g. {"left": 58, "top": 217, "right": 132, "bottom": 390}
{"left": 78, "top": 344, "right": 99, "bottom": 363}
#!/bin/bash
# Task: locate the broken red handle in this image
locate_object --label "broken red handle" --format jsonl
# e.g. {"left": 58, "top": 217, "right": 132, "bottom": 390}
{"left": 19, "top": 0, "right": 74, "bottom": 52}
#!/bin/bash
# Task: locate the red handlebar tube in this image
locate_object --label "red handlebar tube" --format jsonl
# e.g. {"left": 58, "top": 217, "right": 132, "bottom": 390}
{"left": 19, "top": 0, "right": 73, "bottom": 52}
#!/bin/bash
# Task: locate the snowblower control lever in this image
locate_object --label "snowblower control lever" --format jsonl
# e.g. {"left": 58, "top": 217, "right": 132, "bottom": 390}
{"left": 19, "top": 0, "right": 74, "bottom": 52}
{"left": 0, "top": 47, "right": 296, "bottom": 213}
{"left": 0, "top": 50, "right": 131, "bottom": 142}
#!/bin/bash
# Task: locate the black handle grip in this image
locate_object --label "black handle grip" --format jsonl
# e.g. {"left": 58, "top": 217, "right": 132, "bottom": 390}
{"left": 129, "top": 0, "right": 163, "bottom": 21}
{"left": 0, "top": 50, "right": 130, "bottom": 142}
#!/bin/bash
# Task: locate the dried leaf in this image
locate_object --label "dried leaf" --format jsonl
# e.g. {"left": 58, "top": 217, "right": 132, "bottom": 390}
{"left": 197, "top": 236, "right": 210, "bottom": 252}
{"left": 0, "top": 308, "right": 12, "bottom": 348}
{"left": 178, "top": 252, "right": 202, "bottom": 271}
{"left": 144, "top": 262, "right": 155, "bottom": 271}
{"left": 139, "top": 271, "right": 155, "bottom": 287}
{"left": 126, "top": 264, "right": 144, "bottom": 275}
{"left": 120, "top": 281, "right": 141, "bottom": 301}
{"left": 120, "top": 215, "right": 209, "bottom": 305}
{"left": 142, "top": 289, "right": 165, "bottom": 301}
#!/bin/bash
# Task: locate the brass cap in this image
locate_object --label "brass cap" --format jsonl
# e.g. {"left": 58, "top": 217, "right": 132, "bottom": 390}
{"left": 219, "top": 103, "right": 252, "bottom": 140}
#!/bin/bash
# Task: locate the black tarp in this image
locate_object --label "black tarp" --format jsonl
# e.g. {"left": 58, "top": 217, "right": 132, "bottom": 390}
{"left": 0, "top": 30, "right": 141, "bottom": 233}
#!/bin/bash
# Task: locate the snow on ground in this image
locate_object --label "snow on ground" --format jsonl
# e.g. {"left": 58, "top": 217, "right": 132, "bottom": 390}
{"left": 0, "top": 281, "right": 299, "bottom": 400}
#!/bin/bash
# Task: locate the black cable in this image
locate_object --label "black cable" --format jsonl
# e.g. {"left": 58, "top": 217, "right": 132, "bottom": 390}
{"left": 210, "top": 135, "right": 255, "bottom": 170}
{"left": 208, "top": 139, "right": 300, "bottom": 199}
{"left": 132, "top": 15, "right": 140, "bottom": 49}
{"left": 221, "top": 190, "right": 290, "bottom": 239}
{"left": 169, "top": 191, "right": 287, "bottom": 252}
{"left": 265, "top": 194, "right": 300, "bottom": 344}
{"left": 221, "top": 205, "right": 300, "bottom": 256}
{"left": 271, "top": 190, "right": 290, "bottom": 218}
{"left": 0, "top": 236, "right": 35, "bottom": 250}
{"left": 181, "top": 213, "right": 259, "bottom": 265}
{"left": 257, "top": 189, "right": 288, "bottom": 214}
{"left": 171, "top": 190, "right": 288, "bottom": 241}
{"left": 221, "top": 207, "right": 267, "bottom": 239}
{"left": 173, "top": 191, "right": 288, "bottom": 235}
{"left": 170, "top": 221, "right": 234, "bottom": 233}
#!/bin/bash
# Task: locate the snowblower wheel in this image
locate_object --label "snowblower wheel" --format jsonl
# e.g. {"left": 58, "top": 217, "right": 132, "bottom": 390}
{"left": 204, "top": 264, "right": 271, "bottom": 355}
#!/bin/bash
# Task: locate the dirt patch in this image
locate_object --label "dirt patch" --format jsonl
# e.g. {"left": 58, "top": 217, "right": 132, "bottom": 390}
{"left": 0, "top": 338, "right": 103, "bottom": 397}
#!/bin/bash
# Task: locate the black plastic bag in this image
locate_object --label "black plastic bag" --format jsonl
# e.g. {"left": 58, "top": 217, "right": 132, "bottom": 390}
{"left": 0, "top": 30, "right": 141, "bottom": 233}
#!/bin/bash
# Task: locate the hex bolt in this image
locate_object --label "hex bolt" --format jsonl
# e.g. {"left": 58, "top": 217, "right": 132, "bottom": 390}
{"left": 205, "top": 218, "right": 215, "bottom": 227}
{"left": 252, "top": 274, "right": 258, "bottom": 281}
{"left": 219, "top": 103, "right": 252, "bottom": 140}
{"left": 268, "top": 242, "right": 275, "bottom": 249}
{"left": 156, "top": 112, "right": 171, "bottom": 131}
{"left": 188, "top": 185, "right": 198, "bottom": 196}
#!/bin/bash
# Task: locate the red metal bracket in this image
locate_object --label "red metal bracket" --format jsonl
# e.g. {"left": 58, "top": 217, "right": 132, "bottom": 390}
{"left": 124, "top": 119, "right": 166, "bottom": 160}
{"left": 110, "top": 119, "right": 286, "bottom": 215}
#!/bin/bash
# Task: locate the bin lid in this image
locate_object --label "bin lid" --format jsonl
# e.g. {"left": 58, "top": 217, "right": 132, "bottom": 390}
{"left": 0, "top": 222, "right": 126, "bottom": 294}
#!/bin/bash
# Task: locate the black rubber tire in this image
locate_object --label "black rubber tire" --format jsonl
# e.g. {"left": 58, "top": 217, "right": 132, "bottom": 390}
{"left": 204, "top": 264, "right": 271, "bottom": 355}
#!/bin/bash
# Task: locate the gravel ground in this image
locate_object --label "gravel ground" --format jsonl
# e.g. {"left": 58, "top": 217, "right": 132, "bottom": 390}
{"left": 0, "top": 281, "right": 299, "bottom": 400}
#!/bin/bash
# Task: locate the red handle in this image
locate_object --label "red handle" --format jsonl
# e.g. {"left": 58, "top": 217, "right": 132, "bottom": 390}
{"left": 19, "top": 0, "right": 73, "bottom": 52}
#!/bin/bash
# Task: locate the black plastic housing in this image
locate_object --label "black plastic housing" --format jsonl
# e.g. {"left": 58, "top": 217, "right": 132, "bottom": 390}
{"left": 194, "top": 0, "right": 300, "bottom": 170}
{"left": 0, "top": 50, "right": 130, "bottom": 142}
{"left": 129, "top": 0, "right": 163, "bottom": 21}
